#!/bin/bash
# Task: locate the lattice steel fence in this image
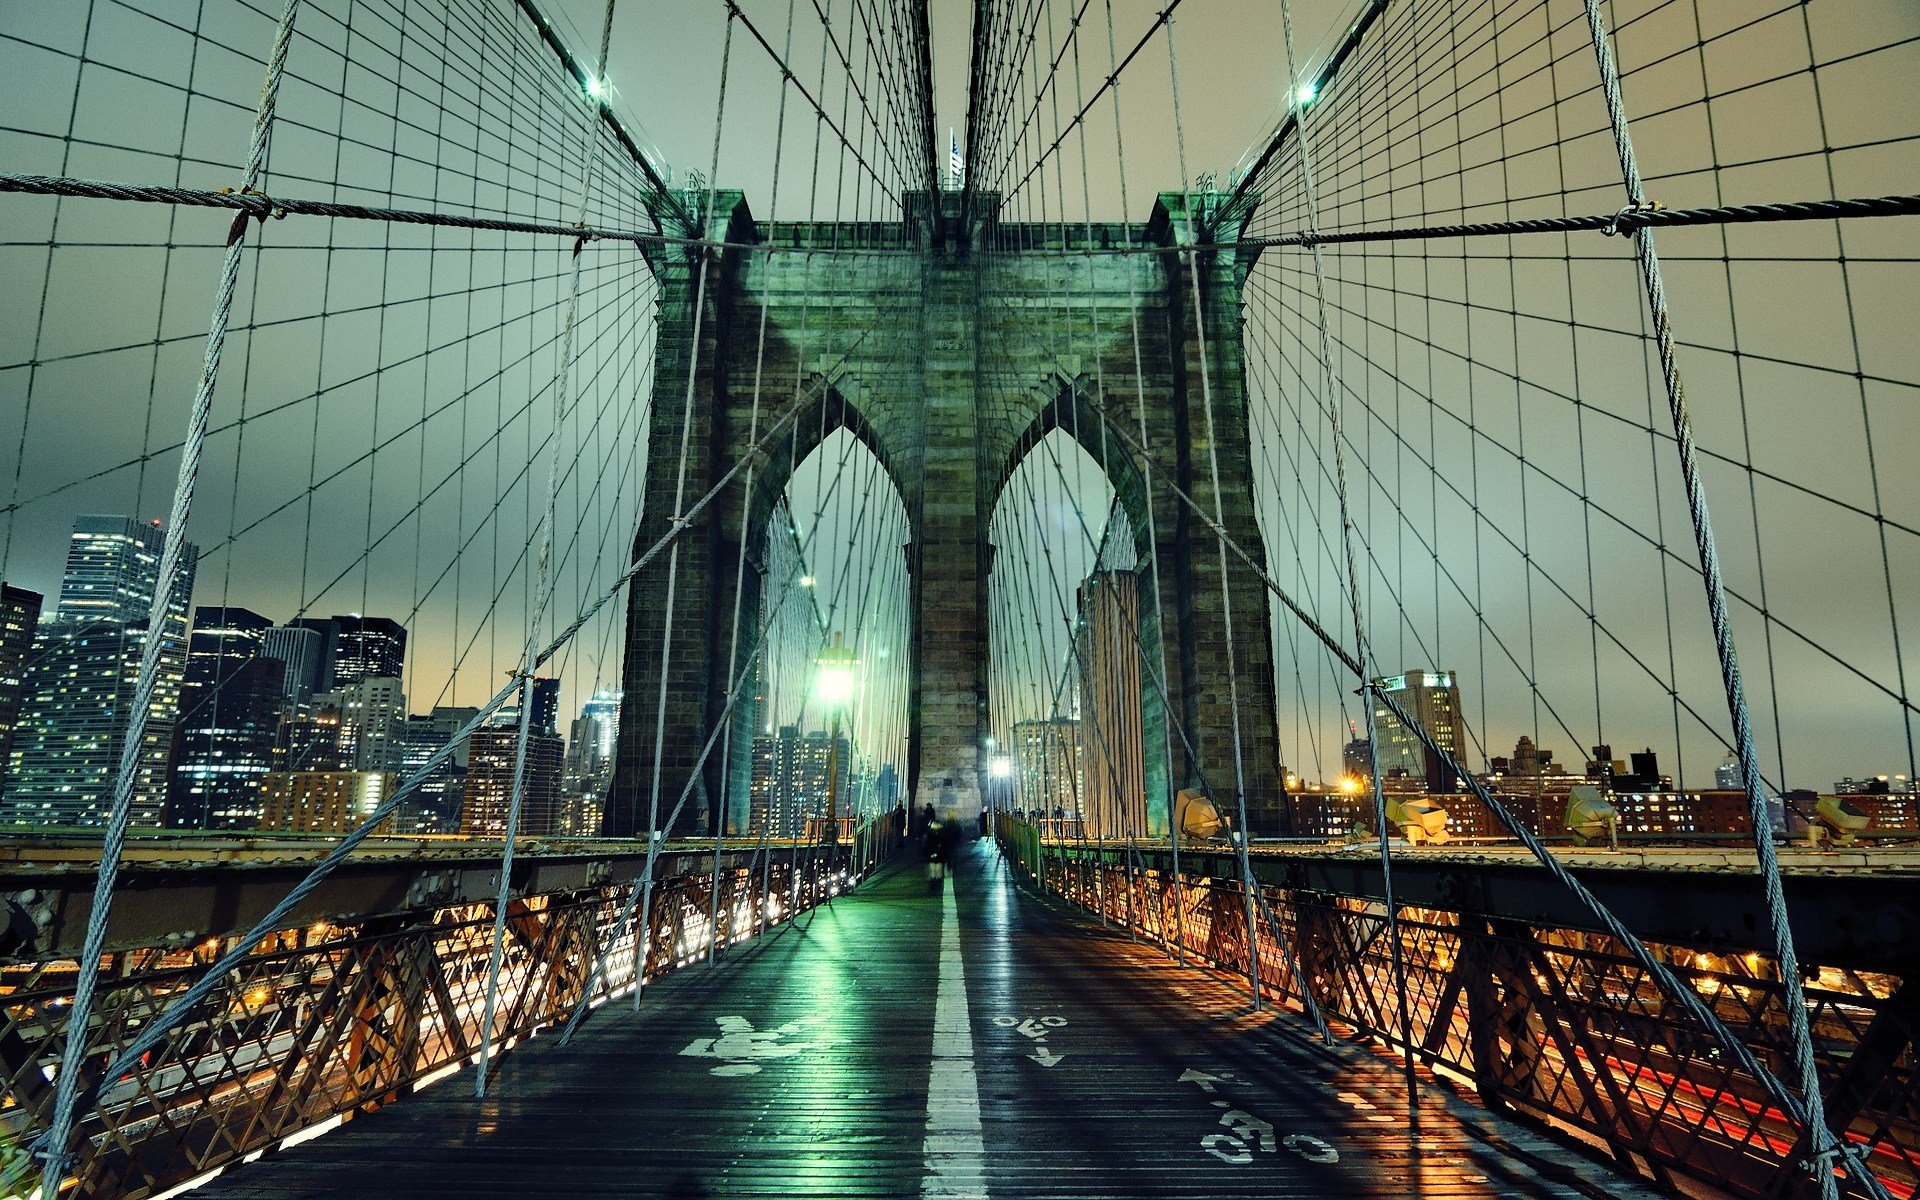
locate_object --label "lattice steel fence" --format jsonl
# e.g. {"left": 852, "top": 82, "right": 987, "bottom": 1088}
{"left": 0, "top": 836, "right": 891, "bottom": 1199}
{"left": 1003, "top": 824, "right": 1916, "bottom": 1200}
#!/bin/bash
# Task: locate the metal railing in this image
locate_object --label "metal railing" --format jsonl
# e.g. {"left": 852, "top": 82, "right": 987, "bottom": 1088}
{"left": 999, "top": 817, "right": 1916, "bottom": 1200}
{"left": 0, "top": 820, "right": 899, "bottom": 1199}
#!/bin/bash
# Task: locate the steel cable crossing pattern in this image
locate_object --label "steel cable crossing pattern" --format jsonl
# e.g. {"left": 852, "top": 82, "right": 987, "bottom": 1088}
{"left": 27, "top": 3, "right": 304, "bottom": 1193}
{"left": 634, "top": 6, "right": 740, "bottom": 1016}
{"left": 1270, "top": 0, "right": 1421, "bottom": 1117}
{"left": 473, "top": 0, "right": 624, "bottom": 1101}
{"left": 1052, "top": 372, "right": 1904, "bottom": 1199}
{"left": 1576, "top": 5, "right": 1874, "bottom": 1197}
{"left": 19, "top": 352, "right": 870, "bottom": 1187}
{"left": 1161, "top": 8, "right": 1270, "bottom": 1016}
{"left": 705, "top": 0, "right": 803, "bottom": 974}
{"left": 0, "top": 0, "right": 918, "bottom": 1181}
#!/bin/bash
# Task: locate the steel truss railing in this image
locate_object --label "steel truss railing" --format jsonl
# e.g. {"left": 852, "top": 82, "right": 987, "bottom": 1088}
{"left": 0, "top": 829, "right": 897, "bottom": 1200}
{"left": 1001, "top": 821, "right": 1916, "bottom": 1200}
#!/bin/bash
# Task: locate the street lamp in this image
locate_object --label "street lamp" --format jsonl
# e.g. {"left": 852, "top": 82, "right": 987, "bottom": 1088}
{"left": 987, "top": 754, "right": 1014, "bottom": 820}
{"left": 814, "top": 632, "right": 859, "bottom": 851}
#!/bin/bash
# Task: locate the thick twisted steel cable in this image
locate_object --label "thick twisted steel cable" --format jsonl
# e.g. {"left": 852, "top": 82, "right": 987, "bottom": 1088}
{"left": 33, "top": 350, "right": 867, "bottom": 1159}
{"left": 28, "top": 5, "right": 303, "bottom": 1193}
{"left": 1578, "top": 4, "right": 1875, "bottom": 1197}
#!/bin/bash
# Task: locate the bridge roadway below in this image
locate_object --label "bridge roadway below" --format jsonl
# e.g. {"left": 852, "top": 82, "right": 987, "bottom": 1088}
{"left": 195, "top": 839, "right": 1656, "bottom": 1200}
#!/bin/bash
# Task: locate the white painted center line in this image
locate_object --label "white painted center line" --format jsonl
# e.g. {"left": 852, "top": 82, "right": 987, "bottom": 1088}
{"left": 923, "top": 881, "right": 986, "bottom": 1198}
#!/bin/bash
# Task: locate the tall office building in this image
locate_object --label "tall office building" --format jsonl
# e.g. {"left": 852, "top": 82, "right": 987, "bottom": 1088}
{"left": 1074, "top": 571, "right": 1145, "bottom": 839}
{"left": 316, "top": 675, "right": 407, "bottom": 771}
{"left": 390, "top": 705, "right": 479, "bottom": 833}
{"left": 3, "top": 517, "right": 196, "bottom": 828}
{"left": 490, "top": 676, "right": 560, "bottom": 736}
{"left": 167, "top": 611, "right": 285, "bottom": 830}
{"left": 285, "top": 617, "right": 341, "bottom": 692}
{"left": 0, "top": 584, "right": 44, "bottom": 790}
{"left": 579, "top": 688, "right": 621, "bottom": 757}
{"left": 275, "top": 701, "right": 350, "bottom": 773}
{"left": 558, "top": 699, "right": 618, "bottom": 837}
{"left": 331, "top": 616, "right": 407, "bottom": 686}
{"left": 460, "top": 726, "right": 564, "bottom": 836}
{"left": 748, "top": 725, "right": 849, "bottom": 838}
{"left": 1013, "top": 717, "right": 1081, "bottom": 817}
{"left": 185, "top": 607, "right": 272, "bottom": 673}
{"left": 1370, "top": 669, "right": 1471, "bottom": 793}
{"left": 49, "top": 516, "right": 187, "bottom": 626}
{"left": 260, "top": 624, "right": 326, "bottom": 701}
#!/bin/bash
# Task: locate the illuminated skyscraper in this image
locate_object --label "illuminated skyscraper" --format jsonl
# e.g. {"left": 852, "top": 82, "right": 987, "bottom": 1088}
{"left": 315, "top": 675, "right": 407, "bottom": 772}
{"left": 460, "top": 726, "right": 564, "bottom": 836}
{"left": 748, "top": 725, "right": 848, "bottom": 838}
{"left": 391, "top": 706, "right": 478, "bottom": 833}
{"left": 331, "top": 615, "right": 407, "bottom": 686}
{"left": 1370, "top": 669, "right": 1471, "bottom": 793}
{"left": 0, "top": 583, "right": 44, "bottom": 791}
{"left": 3, "top": 517, "right": 196, "bottom": 828}
{"left": 558, "top": 691, "right": 621, "bottom": 836}
{"left": 167, "top": 607, "right": 280, "bottom": 830}
{"left": 260, "top": 624, "right": 326, "bottom": 700}
{"left": 1013, "top": 717, "right": 1081, "bottom": 817}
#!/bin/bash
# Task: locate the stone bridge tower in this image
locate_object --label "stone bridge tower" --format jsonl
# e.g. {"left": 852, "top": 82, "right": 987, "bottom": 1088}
{"left": 607, "top": 192, "right": 1289, "bottom": 840}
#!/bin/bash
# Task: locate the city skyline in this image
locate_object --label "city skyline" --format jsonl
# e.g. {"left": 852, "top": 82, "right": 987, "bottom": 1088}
{"left": 3, "top": 509, "right": 1908, "bottom": 844}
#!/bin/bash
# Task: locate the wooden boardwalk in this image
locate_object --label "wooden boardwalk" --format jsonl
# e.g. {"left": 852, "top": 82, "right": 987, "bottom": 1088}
{"left": 195, "top": 841, "right": 1652, "bottom": 1199}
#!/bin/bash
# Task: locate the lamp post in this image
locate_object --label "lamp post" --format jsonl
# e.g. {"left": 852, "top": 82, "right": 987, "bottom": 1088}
{"left": 988, "top": 753, "right": 1013, "bottom": 826}
{"left": 814, "top": 632, "right": 858, "bottom": 858}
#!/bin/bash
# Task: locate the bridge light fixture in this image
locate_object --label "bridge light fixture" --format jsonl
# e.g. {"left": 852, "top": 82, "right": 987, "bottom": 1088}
{"left": 1295, "top": 80, "right": 1317, "bottom": 107}
{"left": 799, "top": 574, "right": 816, "bottom": 588}
{"left": 586, "top": 75, "right": 606, "bottom": 100}
{"left": 813, "top": 632, "right": 858, "bottom": 711}
{"left": 989, "top": 756, "right": 1013, "bottom": 780}
{"left": 1338, "top": 774, "right": 1362, "bottom": 795}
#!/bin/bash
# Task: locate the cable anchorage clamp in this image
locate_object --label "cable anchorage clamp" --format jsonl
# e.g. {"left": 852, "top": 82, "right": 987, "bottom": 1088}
{"left": 1805, "top": 1138, "right": 1869, "bottom": 1179}
{"left": 1604, "top": 198, "right": 1663, "bottom": 236}
{"left": 215, "top": 184, "right": 284, "bottom": 243}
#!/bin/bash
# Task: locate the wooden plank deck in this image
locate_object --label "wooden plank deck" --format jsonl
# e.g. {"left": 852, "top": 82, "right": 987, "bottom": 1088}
{"left": 192, "top": 841, "right": 1652, "bottom": 1199}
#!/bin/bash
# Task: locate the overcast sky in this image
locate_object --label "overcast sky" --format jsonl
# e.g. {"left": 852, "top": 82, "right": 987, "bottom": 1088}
{"left": 0, "top": 0, "right": 1914, "bottom": 793}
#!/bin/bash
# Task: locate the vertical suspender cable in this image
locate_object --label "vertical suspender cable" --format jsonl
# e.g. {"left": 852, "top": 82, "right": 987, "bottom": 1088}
{"left": 708, "top": 0, "right": 802, "bottom": 967}
{"left": 634, "top": 7, "right": 738, "bottom": 1011}
{"left": 1102, "top": 0, "right": 1185, "bottom": 965}
{"left": 31, "top": 4, "right": 301, "bottom": 1191}
{"left": 473, "top": 0, "right": 621, "bottom": 1100}
{"left": 1273, "top": 0, "right": 1420, "bottom": 1115}
{"left": 1164, "top": 14, "right": 1265, "bottom": 1010}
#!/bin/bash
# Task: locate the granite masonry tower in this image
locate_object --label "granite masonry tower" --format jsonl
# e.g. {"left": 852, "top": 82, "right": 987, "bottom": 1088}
{"left": 607, "top": 191, "right": 1287, "bottom": 839}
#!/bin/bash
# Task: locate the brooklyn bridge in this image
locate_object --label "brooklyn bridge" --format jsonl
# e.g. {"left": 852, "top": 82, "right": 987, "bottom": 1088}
{"left": 0, "top": 0, "right": 1913, "bottom": 1197}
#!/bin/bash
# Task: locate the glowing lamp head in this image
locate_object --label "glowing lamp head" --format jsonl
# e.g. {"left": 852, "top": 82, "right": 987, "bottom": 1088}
{"left": 799, "top": 574, "right": 816, "bottom": 588}
{"left": 1295, "top": 80, "right": 1317, "bottom": 107}
{"left": 988, "top": 756, "right": 1013, "bottom": 780}
{"left": 813, "top": 632, "right": 859, "bottom": 711}
{"left": 586, "top": 76, "right": 606, "bottom": 100}
{"left": 1339, "top": 774, "right": 1363, "bottom": 795}
{"left": 814, "top": 664, "right": 855, "bottom": 709}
